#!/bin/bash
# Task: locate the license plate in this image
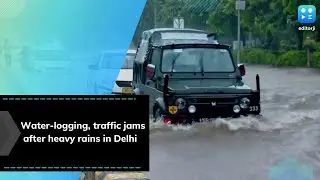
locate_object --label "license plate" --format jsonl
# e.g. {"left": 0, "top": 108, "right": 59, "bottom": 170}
{"left": 122, "top": 87, "right": 132, "bottom": 94}
{"left": 199, "top": 118, "right": 216, "bottom": 122}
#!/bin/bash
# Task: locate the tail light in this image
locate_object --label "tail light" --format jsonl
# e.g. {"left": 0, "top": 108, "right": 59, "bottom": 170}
{"left": 238, "top": 64, "right": 246, "bottom": 76}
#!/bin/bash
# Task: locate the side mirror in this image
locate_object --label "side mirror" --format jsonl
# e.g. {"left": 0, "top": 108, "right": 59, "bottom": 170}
{"left": 146, "top": 64, "right": 155, "bottom": 78}
{"left": 238, "top": 64, "right": 246, "bottom": 76}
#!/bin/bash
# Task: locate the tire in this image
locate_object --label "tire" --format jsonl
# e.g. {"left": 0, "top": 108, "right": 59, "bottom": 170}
{"left": 153, "top": 107, "right": 163, "bottom": 123}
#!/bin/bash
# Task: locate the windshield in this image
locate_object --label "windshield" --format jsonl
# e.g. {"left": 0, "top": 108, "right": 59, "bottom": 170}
{"left": 161, "top": 48, "right": 235, "bottom": 73}
{"left": 121, "top": 54, "right": 135, "bottom": 69}
{"left": 100, "top": 53, "right": 123, "bottom": 69}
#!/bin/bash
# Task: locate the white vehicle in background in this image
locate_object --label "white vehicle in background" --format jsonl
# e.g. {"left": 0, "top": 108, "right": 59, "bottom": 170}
{"left": 21, "top": 47, "right": 72, "bottom": 73}
{"left": 87, "top": 49, "right": 136, "bottom": 95}
{"left": 112, "top": 49, "right": 136, "bottom": 94}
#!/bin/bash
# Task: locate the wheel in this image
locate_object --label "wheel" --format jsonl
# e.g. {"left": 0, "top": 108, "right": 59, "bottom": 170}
{"left": 153, "top": 108, "right": 163, "bottom": 123}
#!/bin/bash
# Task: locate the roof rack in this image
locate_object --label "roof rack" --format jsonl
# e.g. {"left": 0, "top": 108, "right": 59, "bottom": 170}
{"left": 207, "top": 33, "right": 218, "bottom": 44}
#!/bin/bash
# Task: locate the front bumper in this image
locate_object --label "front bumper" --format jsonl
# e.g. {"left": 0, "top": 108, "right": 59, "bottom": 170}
{"left": 163, "top": 92, "right": 261, "bottom": 121}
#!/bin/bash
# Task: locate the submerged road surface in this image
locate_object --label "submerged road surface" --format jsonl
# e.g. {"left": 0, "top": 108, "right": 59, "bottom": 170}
{"left": 150, "top": 65, "right": 320, "bottom": 180}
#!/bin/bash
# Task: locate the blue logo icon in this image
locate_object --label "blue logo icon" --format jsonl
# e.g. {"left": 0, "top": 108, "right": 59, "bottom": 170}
{"left": 298, "top": 5, "right": 316, "bottom": 23}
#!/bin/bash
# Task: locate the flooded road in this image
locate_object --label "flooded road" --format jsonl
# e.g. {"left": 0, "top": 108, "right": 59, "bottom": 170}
{"left": 150, "top": 65, "right": 320, "bottom": 180}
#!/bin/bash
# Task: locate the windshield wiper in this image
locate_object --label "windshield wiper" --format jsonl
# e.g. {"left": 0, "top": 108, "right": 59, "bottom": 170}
{"left": 170, "top": 54, "right": 179, "bottom": 75}
{"left": 200, "top": 53, "right": 204, "bottom": 76}
{"left": 170, "top": 60, "right": 175, "bottom": 75}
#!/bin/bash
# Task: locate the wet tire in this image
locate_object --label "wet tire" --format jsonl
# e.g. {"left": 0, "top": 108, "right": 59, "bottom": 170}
{"left": 153, "top": 108, "right": 163, "bottom": 122}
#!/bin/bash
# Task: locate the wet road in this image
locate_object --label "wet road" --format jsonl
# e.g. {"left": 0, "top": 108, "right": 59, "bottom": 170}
{"left": 149, "top": 65, "right": 320, "bottom": 180}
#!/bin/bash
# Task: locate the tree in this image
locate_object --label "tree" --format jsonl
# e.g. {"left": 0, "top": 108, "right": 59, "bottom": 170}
{"left": 207, "top": 0, "right": 247, "bottom": 44}
{"left": 206, "top": 0, "right": 319, "bottom": 50}
{"left": 131, "top": 0, "right": 165, "bottom": 48}
{"left": 132, "top": 0, "right": 320, "bottom": 52}
{"left": 158, "top": 0, "right": 218, "bottom": 29}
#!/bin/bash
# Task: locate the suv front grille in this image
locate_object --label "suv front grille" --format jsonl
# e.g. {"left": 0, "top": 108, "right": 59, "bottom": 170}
{"left": 187, "top": 97, "right": 237, "bottom": 105}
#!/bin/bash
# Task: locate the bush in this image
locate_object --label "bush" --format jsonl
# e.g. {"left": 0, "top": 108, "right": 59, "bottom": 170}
{"left": 233, "top": 48, "right": 320, "bottom": 69}
{"left": 236, "top": 48, "right": 277, "bottom": 65}
{"left": 313, "top": 51, "right": 320, "bottom": 68}
{"left": 278, "top": 50, "right": 307, "bottom": 66}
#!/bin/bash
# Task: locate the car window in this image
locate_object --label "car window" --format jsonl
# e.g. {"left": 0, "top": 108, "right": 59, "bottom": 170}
{"left": 161, "top": 48, "right": 235, "bottom": 72}
{"left": 150, "top": 49, "right": 161, "bottom": 65}
{"left": 101, "top": 53, "right": 123, "bottom": 69}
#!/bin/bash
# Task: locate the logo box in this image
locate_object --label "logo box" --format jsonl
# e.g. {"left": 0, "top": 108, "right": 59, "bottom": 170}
{"left": 298, "top": 5, "right": 316, "bottom": 24}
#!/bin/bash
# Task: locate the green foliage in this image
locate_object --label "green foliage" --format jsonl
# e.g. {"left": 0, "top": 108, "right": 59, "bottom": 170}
{"left": 207, "top": 0, "right": 237, "bottom": 38}
{"left": 313, "top": 52, "right": 320, "bottom": 68}
{"left": 131, "top": 0, "right": 320, "bottom": 70}
{"left": 206, "top": 0, "right": 320, "bottom": 50}
{"left": 237, "top": 49, "right": 319, "bottom": 68}
{"left": 158, "top": 0, "right": 184, "bottom": 25}
{"left": 237, "top": 48, "right": 277, "bottom": 65}
{"left": 131, "top": 0, "right": 213, "bottom": 46}
{"left": 158, "top": 0, "right": 210, "bottom": 29}
{"left": 278, "top": 50, "right": 307, "bottom": 66}
{"left": 132, "top": 0, "right": 320, "bottom": 49}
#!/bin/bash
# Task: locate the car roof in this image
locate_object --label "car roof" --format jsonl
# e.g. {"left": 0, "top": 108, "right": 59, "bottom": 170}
{"left": 143, "top": 28, "right": 207, "bottom": 34}
{"left": 142, "top": 28, "right": 219, "bottom": 46}
{"left": 153, "top": 39, "right": 220, "bottom": 47}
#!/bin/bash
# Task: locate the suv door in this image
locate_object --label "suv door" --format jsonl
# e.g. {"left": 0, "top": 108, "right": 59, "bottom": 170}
{"left": 133, "top": 34, "right": 149, "bottom": 95}
{"left": 139, "top": 49, "right": 162, "bottom": 114}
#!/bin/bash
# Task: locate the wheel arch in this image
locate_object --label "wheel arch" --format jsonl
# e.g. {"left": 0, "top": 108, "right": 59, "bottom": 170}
{"left": 153, "top": 97, "right": 165, "bottom": 116}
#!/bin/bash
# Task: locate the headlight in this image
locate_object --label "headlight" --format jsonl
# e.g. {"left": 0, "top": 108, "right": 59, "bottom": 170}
{"left": 188, "top": 105, "right": 196, "bottom": 113}
{"left": 233, "top": 105, "right": 241, "bottom": 113}
{"left": 240, "top": 97, "right": 250, "bottom": 109}
{"left": 175, "top": 98, "right": 187, "bottom": 109}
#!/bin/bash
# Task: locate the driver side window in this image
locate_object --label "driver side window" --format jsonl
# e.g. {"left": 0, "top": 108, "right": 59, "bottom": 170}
{"left": 161, "top": 49, "right": 201, "bottom": 72}
{"left": 174, "top": 50, "right": 201, "bottom": 72}
{"left": 144, "top": 49, "right": 160, "bottom": 87}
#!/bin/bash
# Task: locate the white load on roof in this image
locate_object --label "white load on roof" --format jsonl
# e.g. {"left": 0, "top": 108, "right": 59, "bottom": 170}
{"left": 160, "top": 32, "right": 208, "bottom": 40}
